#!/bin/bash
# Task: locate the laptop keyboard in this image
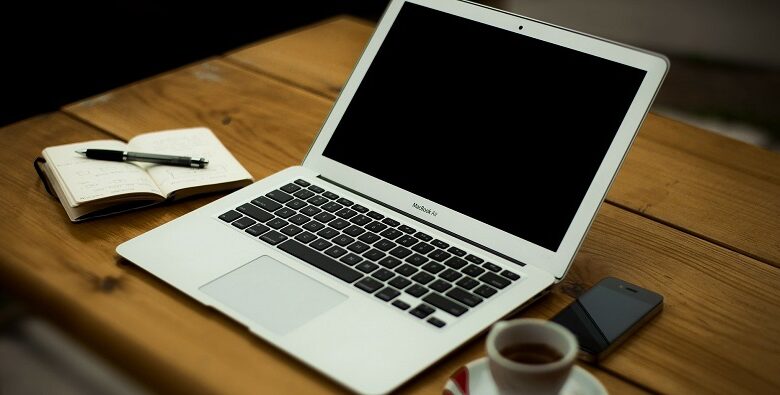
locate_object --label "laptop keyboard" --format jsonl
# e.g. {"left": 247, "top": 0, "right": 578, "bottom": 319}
{"left": 218, "top": 179, "right": 522, "bottom": 329}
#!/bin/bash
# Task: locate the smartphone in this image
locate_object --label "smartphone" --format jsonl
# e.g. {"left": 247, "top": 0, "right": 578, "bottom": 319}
{"left": 551, "top": 277, "right": 663, "bottom": 362}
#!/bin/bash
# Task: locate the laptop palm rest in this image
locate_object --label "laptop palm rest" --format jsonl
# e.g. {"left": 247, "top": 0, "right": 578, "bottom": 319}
{"left": 200, "top": 255, "right": 347, "bottom": 335}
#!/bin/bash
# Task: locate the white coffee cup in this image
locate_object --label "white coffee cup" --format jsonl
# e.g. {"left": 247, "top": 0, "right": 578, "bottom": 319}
{"left": 486, "top": 318, "right": 579, "bottom": 395}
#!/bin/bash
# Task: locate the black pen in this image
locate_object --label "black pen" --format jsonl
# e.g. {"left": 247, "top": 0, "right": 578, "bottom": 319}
{"left": 75, "top": 149, "right": 209, "bottom": 168}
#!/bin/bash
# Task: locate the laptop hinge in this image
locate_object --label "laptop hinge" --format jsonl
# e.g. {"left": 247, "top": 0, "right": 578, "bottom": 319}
{"left": 317, "top": 175, "right": 526, "bottom": 267}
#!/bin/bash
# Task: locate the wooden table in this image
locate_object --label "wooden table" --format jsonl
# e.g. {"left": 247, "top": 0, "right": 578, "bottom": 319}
{"left": 1, "top": 17, "right": 779, "bottom": 395}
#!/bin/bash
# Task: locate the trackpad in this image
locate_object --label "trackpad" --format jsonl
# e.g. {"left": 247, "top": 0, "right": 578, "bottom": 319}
{"left": 200, "top": 256, "right": 347, "bottom": 335}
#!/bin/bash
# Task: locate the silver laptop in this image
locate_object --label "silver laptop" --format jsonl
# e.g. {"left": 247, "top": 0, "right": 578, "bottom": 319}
{"left": 117, "top": 0, "right": 668, "bottom": 393}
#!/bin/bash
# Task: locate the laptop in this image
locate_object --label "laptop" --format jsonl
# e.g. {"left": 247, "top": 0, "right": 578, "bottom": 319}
{"left": 117, "top": 0, "right": 668, "bottom": 393}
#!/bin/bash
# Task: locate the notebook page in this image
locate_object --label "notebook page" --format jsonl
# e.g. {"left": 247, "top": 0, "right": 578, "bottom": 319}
{"left": 43, "top": 140, "right": 164, "bottom": 206}
{"left": 128, "top": 128, "right": 253, "bottom": 197}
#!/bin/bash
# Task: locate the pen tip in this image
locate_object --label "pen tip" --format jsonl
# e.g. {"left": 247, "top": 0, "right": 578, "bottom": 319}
{"left": 75, "top": 149, "right": 86, "bottom": 155}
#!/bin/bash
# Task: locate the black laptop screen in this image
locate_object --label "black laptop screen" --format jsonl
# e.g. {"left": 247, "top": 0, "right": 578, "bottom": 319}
{"left": 322, "top": 3, "right": 646, "bottom": 252}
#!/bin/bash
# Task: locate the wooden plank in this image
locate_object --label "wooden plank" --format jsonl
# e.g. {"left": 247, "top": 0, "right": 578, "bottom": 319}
{"left": 225, "top": 16, "right": 780, "bottom": 267}
{"left": 60, "top": 57, "right": 780, "bottom": 393}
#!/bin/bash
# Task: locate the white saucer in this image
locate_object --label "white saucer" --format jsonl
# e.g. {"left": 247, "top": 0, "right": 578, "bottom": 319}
{"left": 443, "top": 357, "right": 608, "bottom": 395}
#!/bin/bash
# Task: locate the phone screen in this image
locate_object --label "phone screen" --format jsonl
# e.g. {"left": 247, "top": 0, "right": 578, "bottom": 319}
{"left": 552, "top": 277, "right": 662, "bottom": 358}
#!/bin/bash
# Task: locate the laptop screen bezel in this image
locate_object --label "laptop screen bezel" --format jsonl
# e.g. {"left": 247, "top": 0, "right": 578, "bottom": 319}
{"left": 302, "top": 0, "right": 668, "bottom": 279}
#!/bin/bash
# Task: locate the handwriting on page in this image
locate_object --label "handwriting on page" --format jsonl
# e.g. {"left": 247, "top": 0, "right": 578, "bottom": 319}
{"left": 46, "top": 141, "right": 163, "bottom": 203}
{"left": 129, "top": 128, "right": 252, "bottom": 196}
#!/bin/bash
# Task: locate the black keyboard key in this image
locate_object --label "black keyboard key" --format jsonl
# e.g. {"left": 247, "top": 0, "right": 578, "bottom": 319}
{"left": 231, "top": 216, "right": 256, "bottom": 229}
{"left": 336, "top": 197, "right": 353, "bottom": 206}
{"left": 423, "top": 293, "right": 467, "bottom": 317}
{"left": 309, "top": 239, "right": 332, "bottom": 251}
{"left": 294, "top": 179, "right": 310, "bottom": 187}
{"left": 422, "top": 262, "right": 445, "bottom": 274}
{"left": 406, "top": 284, "right": 429, "bottom": 298}
{"left": 245, "top": 223, "right": 270, "bottom": 237}
{"left": 483, "top": 262, "right": 502, "bottom": 272}
{"left": 322, "top": 191, "right": 339, "bottom": 200}
{"left": 294, "top": 231, "right": 317, "bottom": 243}
{"left": 275, "top": 208, "right": 296, "bottom": 219}
{"left": 378, "top": 256, "right": 402, "bottom": 269}
{"left": 343, "top": 225, "right": 365, "bottom": 237}
{"left": 381, "top": 218, "right": 400, "bottom": 227}
{"left": 367, "top": 211, "right": 384, "bottom": 220}
{"left": 398, "top": 225, "right": 416, "bottom": 234}
{"left": 447, "top": 288, "right": 483, "bottom": 307}
{"left": 280, "top": 224, "right": 303, "bottom": 236}
{"left": 372, "top": 268, "right": 395, "bottom": 281}
{"left": 354, "top": 277, "right": 383, "bottom": 293}
{"left": 501, "top": 270, "right": 521, "bottom": 281}
{"left": 456, "top": 277, "right": 480, "bottom": 290}
{"left": 429, "top": 279, "right": 452, "bottom": 293}
{"left": 427, "top": 317, "right": 446, "bottom": 328}
{"left": 374, "top": 239, "right": 396, "bottom": 251}
{"left": 267, "top": 218, "right": 288, "bottom": 230}
{"left": 307, "top": 185, "right": 324, "bottom": 193}
{"left": 409, "top": 303, "right": 435, "bottom": 318}
{"left": 474, "top": 285, "right": 498, "bottom": 298}
{"left": 252, "top": 196, "right": 281, "bottom": 212}
{"left": 332, "top": 235, "right": 355, "bottom": 247}
{"left": 280, "top": 183, "right": 301, "bottom": 193}
{"left": 329, "top": 219, "right": 350, "bottom": 230}
{"left": 389, "top": 276, "right": 412, "bottom": 289}
{"left": 340, "top": 253, "right": 363, "bottom": 266}
{"left": 350, "top": 215, "right": 372, "bottom": 226}
{"left": 463, "top": 264, "right": 486, "bottom": 277}
{"left": 428, "top": 249, "right": 451, "bottom": 262}
{"left": 392, "top": 300, "right": 410, "bottom": 310}
{"left": 347, "top": 241, "right": 370, "bottom": 254}
{"left": 325, "top": 246, "right": 347, "bottom": 258}
{"left": 356, "top": 261, "right": 379, "bottom": 273}
{"left": 279, "top": 240, "right": 362, "bottom": 283}
{"left": 267, "top": 189, "right": 293, "bottom": 203}
{"left": 352, "top": 204, "right": 369, "bottom": 213}
{"left": 405, "top": 253, "right": 429, "bottom": 266}
{"left": 389, "top": 246, "right": 412, "bottom": 259}
{"left": 335, "top": 208, "right": 357, "bottom": 219}
{"left": 477, "top": 273, "right": 510, "bottom": 289}
{"left": 444, "top": 257, "right": 468, "bottom": 270}
{"left": 411, "top": 272, "right": 435, "bottom": 285}
{"left": 306, "top": 195, "right": 328, "bottom": 206}
{"left": 293, "top": 189, "right": 315, "bottom": 200}
{"left": 316, "top": 227, "right": 338, "bottom": 239}
{"left": 439, "top": 269, "right": 463, "bottom": 282}
{"left": 412, "top": 242, "right": 434, "bottom": 254}
{"left": 300, "top": 206, "right": 322, "bottom": 217}
{"left": 465, "top": 254, "right": 484, "bottom": 264}
{"left": 322, "top": 202, "right": 343, "bottom": 213}
{"left": 365, "top": 221, "right": 388, "bottom": 233}
{"left": 414, "top": 232, "right": 432, "bottom": 241}
{"left": 358, "top": 232, "right": 380, "bottom": 244}
{"left": 447, "top": 246, "right": 466, "bottom": 256}
{"left": 314, "top": 212, "right": 336, "bottom": 223}
{"left": 431, "top": 239, "right": 449, "bottom": 249}
{"left": 288, "top": 214, "right": 310, "bottom": 225}
{"left": 395, "top": 264, "right": 418, "bottom": 277}
{"left": 362, "top": 248, "right": 386, "bottom": 261}
{"left": 396, "top": 235, "right": 418, "bottom": 247}
{"left": 285, "top": 199, "right": 307, "bottom": 210}
{"left": 260, "top": 230, "right": 287, "bottom": 245}
{"left": 236, "top": 204, "right": 273, "bottom": 222}
{"left": 376, "top": 287, "right": 401, "bottom": 302}
{"left": 302, "top": 221, "right": 325, "bottom": 232}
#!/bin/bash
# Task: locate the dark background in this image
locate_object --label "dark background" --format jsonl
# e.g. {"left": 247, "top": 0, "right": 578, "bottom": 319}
{"left": 0, "top": 1, "right": 388, "bottom": 127}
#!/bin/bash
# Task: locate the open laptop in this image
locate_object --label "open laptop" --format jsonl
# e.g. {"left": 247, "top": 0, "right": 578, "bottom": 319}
{"left": 117, "top": 0, "right": 668, "bottom": 393}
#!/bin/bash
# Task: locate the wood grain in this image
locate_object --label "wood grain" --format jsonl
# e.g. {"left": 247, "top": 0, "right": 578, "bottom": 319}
{"left": 58, "top": 52, "right": 780, "bottom": 393}
{"left": 225, "top": 16, "right": 780, "bottom": 267}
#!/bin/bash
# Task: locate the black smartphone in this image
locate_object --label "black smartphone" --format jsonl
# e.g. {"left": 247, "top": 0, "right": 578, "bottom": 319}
{"left": 551, "top": 277, "right": 663, "bottom": 362}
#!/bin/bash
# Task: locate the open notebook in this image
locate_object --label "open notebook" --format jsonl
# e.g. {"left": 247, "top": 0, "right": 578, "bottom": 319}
{"left": 37, "top": 127, "right": 253, "bottom": 222}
